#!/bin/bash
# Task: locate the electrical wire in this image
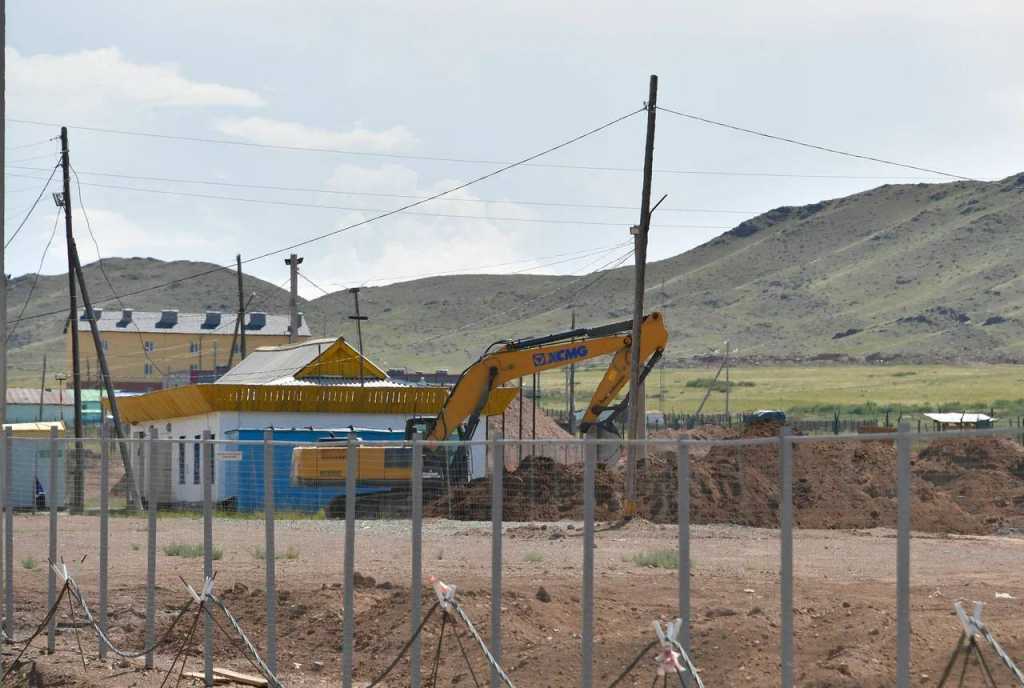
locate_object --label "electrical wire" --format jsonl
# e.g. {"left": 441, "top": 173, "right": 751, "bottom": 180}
{"left": 4, "top": 162, "right": 60, "bottom": 248}
{"left": 7, "top": 117, "right": 951, "bottom": 180}
{"left": 4, "top": 136, "right": 58, "bottom": 151}
{"left": 8, "top": 108, "right": 645, "bottom": 326}
{"left": 7, "top": 208, "right": 62, "bottom": 343}
{"left": 8, "top": 164, "right": 759, "bottom": 214}
{"left": 72, "top": 165, "right": 167, "bottom": 376}
{"left": 5, "top": 170, "right": 730, "bottom": 229}
{"left": 656, "top": 105, "right": 975, "bottom": 181}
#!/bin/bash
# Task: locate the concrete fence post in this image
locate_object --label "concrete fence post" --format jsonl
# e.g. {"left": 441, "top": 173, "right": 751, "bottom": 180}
{"left": 3, "top": 427, "right": 12, "bottom": 643}
{"left": 202, "top": 429, "right": 214, "bottom": 687}
{"left": 677, "top": 439, "right": 691, "bottom": 659}
{"left": 896, "top": 422, "right": 911, "bottom": 688}
{"left": 780, "top": 427, "right": 794, "bottom": 688}
{"left": 342, "top": 434, "right": 357, "bottom": 688}
{"left": 145, "top": 427, "right": 157, "bottom": 669}
{"left": 490, "top": 435, "right": 503, "bottom": 688}
{"left": 582, "top": 430, "right": 596, "bottom": 688}
{"left": 99, "top": 421, "right": 110, "bottom": 659}
{"left": 410, "top": 435, "right": 423, "bottom": 688}
{"left": 47, "top": 427, "right": 58, "bottom": 653}
{"left": 263, "top": 429, "right": 277, "bottom": 675}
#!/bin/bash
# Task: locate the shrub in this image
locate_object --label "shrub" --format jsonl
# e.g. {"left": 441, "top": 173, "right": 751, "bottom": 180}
{"left": 20, "top": 557, "right": 37, "bottom": 570}
{"left": 524, "top": 551, "right": 543, "bottom": 563}
{"left": 164, "top": 543, "right": 222, "bottom": 560}
{"left": 628, "top": 549, "right": 678, "bottom": 569}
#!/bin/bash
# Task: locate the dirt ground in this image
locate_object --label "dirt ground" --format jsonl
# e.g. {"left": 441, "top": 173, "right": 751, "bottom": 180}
{"left": 3, "top": 514, "right": 1023, "bottom": 688}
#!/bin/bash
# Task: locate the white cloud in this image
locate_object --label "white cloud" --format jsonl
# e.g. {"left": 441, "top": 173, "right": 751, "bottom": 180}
{"left": 7, "top": 47, "right": 265, "bottom": 111}
{"left": 215, "top": 117, "right": 417, "bottom": 152}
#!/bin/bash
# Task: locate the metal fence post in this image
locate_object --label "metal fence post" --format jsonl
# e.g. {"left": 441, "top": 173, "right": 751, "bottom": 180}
{"left": 410, "top": 434, "right": 423, "bottom": 688}
{"left": 46, "top": 427, "right": 58, "bottom": 653}
{"left": 677, "top": 439, "right": 691, "bottom": 658}
{"left": 263, "top": 429, "right": 276, "bottom": 675}
{"left": 3, "top": 427, "right": 12, "bottom": 643}
{"left": 896, "top": 421, "right": 911, "bottom": 688}
{"left": 342, "top": 434, "right": 357, "bottom": 688}
{"left": 202, "top": 429, "right": 214, "bottom": 687}
{"left": 99, "top": 421, "right": 110, "bottom": 659}
{"left": 145, "top": 427, "right": 157, "bottom": 669}
{"left": 582, "top": 430, "right": 596, "bottom": 688}
{"left": 780, "top": 427, "right": 794, "bottom": 688}
{"left": 490, "top": 435, "right": 503, "bottom": 688}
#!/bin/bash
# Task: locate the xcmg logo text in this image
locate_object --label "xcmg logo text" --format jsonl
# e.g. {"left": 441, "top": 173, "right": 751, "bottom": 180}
{"left": 533, "top": 345, "right": 588, "bottom": 366}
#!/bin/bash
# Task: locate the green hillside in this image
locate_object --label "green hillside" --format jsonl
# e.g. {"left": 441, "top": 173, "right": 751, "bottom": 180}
{"left": 6, "top": 172, "right": 1024, "bottom": 384}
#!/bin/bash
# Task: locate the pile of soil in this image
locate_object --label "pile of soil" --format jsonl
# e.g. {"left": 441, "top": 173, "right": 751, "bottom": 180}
{"left": 489, "top": 391, "right": 582, "bottom": 468}
{"left": 427, "top": 455, "right": 620, "bottom": 521}
{"left": 915, "top": 436, "right": 1024, "bottom": 531}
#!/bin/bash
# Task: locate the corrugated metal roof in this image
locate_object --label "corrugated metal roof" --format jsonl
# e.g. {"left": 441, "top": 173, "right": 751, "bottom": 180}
{"left": 2, "top": 420, "right": 67, "bottom": 435}
{"left": 6, "top": 388, "right": 73, "bottom": 406}
{"left": 215, "top": 338, "right": 392, "bottom": 386}
{"left": 77, "top": 308, "right": 310, "bottom": 336}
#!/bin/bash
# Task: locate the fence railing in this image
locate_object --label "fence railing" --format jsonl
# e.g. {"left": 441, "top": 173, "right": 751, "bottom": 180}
{"left": 1, "top": 424, "right": 1022, "bottom": 687}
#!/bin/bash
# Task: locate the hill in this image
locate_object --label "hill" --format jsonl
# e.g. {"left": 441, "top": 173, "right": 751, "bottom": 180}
{"left": 6, "top": 172, "right": 1024, "bottom": 383}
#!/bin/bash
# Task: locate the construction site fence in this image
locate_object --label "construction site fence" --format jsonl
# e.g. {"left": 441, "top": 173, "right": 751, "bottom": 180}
{"left": 1, "top": 424, "right": 1022, "bottom": 687}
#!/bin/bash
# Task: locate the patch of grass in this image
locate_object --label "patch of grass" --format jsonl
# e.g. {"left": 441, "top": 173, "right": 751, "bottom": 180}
{"left": 130, "top": 543, "right": 141, "bottom": 551}
{"left": 163, "top": 543, "right": 222, "bottom": 560}
{"left": 252, "top": 545, "right": 300, "bottom": 561}
{"left": 627, "top": 549, "right": 678, "bottom": 570}
{"left": 891, "top": 371, "right": 917, "bottom": 378}
{"left": 20, "top": 557, "right": 37, "bottom": 570}
{"left": 523, "top": 551, "right": 543, "bottom": 563}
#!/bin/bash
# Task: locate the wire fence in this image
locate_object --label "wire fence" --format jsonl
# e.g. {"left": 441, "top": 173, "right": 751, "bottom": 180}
{"left": 1, "top": 425, "right": 1022, "bottom": 687}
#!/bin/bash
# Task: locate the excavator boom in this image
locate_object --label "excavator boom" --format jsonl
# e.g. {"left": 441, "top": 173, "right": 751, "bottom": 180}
{"left": 426, "top": 312, "right": 668, "bottom": 440}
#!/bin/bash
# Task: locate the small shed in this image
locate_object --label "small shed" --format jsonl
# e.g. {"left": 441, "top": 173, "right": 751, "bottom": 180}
{"left": 2, "top": 421, "right": 67, "bottom": 509}
{"left": 923, "top": 412, "right": 996, "bottom": 429}
{"left": 5, "top": 389, "right": 73, "bottom": 424}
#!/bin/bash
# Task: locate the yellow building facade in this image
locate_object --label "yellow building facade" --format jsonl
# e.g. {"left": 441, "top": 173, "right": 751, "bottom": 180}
{"left": 67, "top": 307, "right": 310, "bottom": 391}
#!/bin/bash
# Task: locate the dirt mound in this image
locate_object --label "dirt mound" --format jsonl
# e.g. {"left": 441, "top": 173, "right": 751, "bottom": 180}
{"left": 427, "top": 455, "right": 619, "bottom": 521}
{"left": 915, "top": 436, "right": 1024, "bottom": 531}
{"left": 489, "top": 393, "right": 581, "bottom": 468}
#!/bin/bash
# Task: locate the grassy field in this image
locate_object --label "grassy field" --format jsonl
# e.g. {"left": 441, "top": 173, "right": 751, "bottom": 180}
{"left": 535, "top": 364, "right": 1024, "bottom": 419}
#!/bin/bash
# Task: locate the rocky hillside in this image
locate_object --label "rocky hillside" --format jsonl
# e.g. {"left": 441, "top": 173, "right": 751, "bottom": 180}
{"left": 6, "top": 172, "right": 1024, "bottom": 381}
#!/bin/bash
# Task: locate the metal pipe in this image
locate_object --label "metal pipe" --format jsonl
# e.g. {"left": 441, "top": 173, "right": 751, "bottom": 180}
{"left": 896, "top": 422, "right": 911, "bottom": 688}
{"left": 410, "top": 436, "right": 423, "bottom": 688}
{"left": 582, "top": 431, "right": 596, "bottom": 688}
{"left": 677, "top": 440, "right": 691, "bottom": 658}
{"left": 342, "top": 435, "right": 357, "bottom": 688}
{"left": 780, "top": 427, "right": 794, "bottom": 688}
{"left": 99, "top": 422, "right": 110, "bottom": 659}
{"left": 47, "top": 427, "right": 58, "bottom": 652}
{"left": 145, "top": 427, "right": 157, "bottom": 669}
{"left": 263, "top": 429, "right": 277, "bottom": 675}
{"left": 202, "top": 429, "right": 214, "bottom": 686}
{"left": 490, "top": 435, "right": 503, "bottom": 687}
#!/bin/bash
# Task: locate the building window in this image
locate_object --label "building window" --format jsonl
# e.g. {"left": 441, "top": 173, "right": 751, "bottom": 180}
{"left": 189, "top": 341, "right": 200, "bottom": 354}
{"left": 143, "top": 341, "right": 155, "bottom": 352}
{"left": 178, "top": 438, "right": 186, "bottom": 485}
{"left": 144, "top": 363, "right": 154, "bottom": 376}
{"left": 193, "top": 436, "right": 201, "bottom": 485}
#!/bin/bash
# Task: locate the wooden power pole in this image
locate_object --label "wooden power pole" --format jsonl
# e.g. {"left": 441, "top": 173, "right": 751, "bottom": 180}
{"left": 348, "top": 288, "right": 367, "bottom": 386}
{"left": 237, "top": 254, "right": 248, "bottom": 360}
{"left": 624, "top": 74, "right": 658, "bottom": 511}
{"left": 568, "top": 307, "right": 577, "bottom": 434}
{"left": 60, "top": 126, "right": 85, "bottom": 512}
{"left": 37, "top": 354, "right": 47, "bottom": 421}
{"left": 60, "top": 127, "right": 143, "bottom": 510}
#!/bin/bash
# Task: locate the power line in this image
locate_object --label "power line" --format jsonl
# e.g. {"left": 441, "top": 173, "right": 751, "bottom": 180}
{"left": 656, "top": 105, "right": 975, "bottom": 181}
{"left": 4, "top": 136, "right": 58, "bottom": 152}
{"left": 4, "top": 163, "right": 60, "bottom": 248}
{"left": 8, "top": 108, "right": 645, "bottom": 326}
{"left": 7, "top": 164, "right": 759, "bottom": 214}
{"left": 5, "top": 170, "right": 731, "bottom": 229}
{"left": 7, "top": 209, "right": 63, "bottom": 343}
{"left": 7, "top": 117, "right": 950, "bottom": 180}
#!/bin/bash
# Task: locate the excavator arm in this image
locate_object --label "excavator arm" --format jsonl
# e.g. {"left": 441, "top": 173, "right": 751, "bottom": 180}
{"left": 426, "top": 312, "right": 668, "bottom": 441}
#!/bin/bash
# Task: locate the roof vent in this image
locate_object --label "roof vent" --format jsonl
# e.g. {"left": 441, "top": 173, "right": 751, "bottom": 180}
{"left": 246, "top": 312, "right": 267, "bottom": 330}
{"left": 156, "top": 309, "right": 179, "bottom": 328}
{"left": 119, "top": 308, "right": 134, "bottom": 326}
{"left": 202, "top": 311, "right": 222, "bottom": 329}
{"left": 81, "top": 307, "right": 103, "bottom": 321}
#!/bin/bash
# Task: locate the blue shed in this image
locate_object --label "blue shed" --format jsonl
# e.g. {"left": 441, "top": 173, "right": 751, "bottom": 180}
{"left": 222, "top": 427, "right": 405, "bottom": 513}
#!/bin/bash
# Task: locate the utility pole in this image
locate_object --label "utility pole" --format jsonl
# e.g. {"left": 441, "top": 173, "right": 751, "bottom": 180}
{"left": 37, "top": 354, "right": 47, "bottom": 421}
{"left": 568, "top": 307, "right": 577, "bottom": 434}
{"left": 237, "top": 255, "right": 247, "bottom": 359}
{"left": 625, "top": 74, "right": 658, "bottom": 512}
{"left": 285, "top": 253, "right": 303, "bottom": 343}
{"left": 348, "top": 288, "right": 367, "bottom": 386}
{"left": 60, "top": 127, "right": 143, "bottom": 510}
{"left": 60, "top": 126, "right": 85, "bottom": 512}
{"left": 1, "top": 0, "right": 7, "bottom": 437}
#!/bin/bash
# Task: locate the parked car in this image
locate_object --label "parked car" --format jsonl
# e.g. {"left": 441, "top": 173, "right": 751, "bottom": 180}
{"left": 749, "top": 409, "right": 787, "bottom": 424}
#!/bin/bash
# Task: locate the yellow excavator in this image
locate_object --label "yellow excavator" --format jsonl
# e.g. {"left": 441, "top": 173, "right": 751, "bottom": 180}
{"left": 291, "top": 312, "right": 668, "bottom": 515}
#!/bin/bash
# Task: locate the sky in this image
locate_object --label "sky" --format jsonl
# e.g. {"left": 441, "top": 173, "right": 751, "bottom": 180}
{"left": 4, "top": 1, "right": 1023, "bottom": 302}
